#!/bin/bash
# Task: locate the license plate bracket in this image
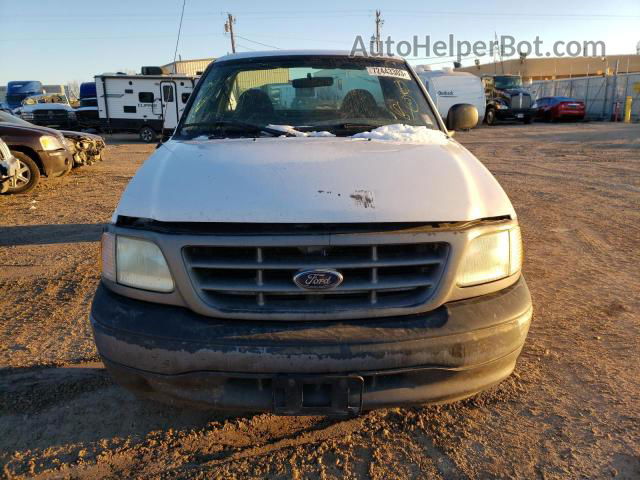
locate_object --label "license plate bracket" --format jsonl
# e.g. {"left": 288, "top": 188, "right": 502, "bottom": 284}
{"left": 273, "top": 375, "right": 364, "bottom": 416}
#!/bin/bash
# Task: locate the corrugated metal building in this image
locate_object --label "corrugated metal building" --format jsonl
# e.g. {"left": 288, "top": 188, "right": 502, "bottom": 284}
{"left": 457, "top": 55, "right": 640, "bottom": 82}
{"left": 162, "top": 58, "right": 215, "bottom": 75}
{"left": 236, "top": 69, "right": 290, "bottom": 92}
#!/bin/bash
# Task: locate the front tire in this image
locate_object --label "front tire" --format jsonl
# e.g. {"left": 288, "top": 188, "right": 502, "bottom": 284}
{"left": 139, "top": 126, "right": 157, "bottom": 143}
{"left": 485, "top": 108, "right": 497, "bottom": 126}
{"left": 6, "top": 151, "right": 40, "bottom": 194}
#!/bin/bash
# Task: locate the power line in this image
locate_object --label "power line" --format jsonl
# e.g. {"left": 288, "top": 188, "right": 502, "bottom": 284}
{"left": 16, "top": 9, "right": 640, "bottom": 20}
{"left": 382, "top": 9, "right": 640, "bottom": 19}
{"left": 234, "top": 34, "right": 281, "bottom": 50}
{"left": 235, "top": 42, "right": 257, "bottom": 52}
{"left": 172, "top": 0, "right": 187, "bottom": 67}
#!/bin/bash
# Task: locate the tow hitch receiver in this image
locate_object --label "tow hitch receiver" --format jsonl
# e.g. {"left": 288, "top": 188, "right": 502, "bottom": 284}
{"left": 273, "top": 375, "right": 364, "bottom": 416}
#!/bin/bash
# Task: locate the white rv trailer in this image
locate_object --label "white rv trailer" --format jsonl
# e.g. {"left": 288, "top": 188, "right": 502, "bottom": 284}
{"left": 415, "top": 67, "right": 485, "bottom": 128}
{"left": 95, "top": 73, "right": 197, "bottom": 142}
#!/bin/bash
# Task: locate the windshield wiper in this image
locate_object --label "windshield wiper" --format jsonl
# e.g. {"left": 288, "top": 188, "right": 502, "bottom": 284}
{"left": 296, "top": 122, "right": 383, "bottom": 135}
{"left": 181, "top": 120, "right": 296, "bottom": 138}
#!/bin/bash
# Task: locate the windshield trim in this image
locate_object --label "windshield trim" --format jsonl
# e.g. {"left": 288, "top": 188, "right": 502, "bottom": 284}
{"left": 174, "top": 54, "right": 446, "bottom": 140}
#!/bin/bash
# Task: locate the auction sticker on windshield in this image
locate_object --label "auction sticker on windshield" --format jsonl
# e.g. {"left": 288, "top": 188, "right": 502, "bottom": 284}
{"left": 366, "top": 66, "right": 411, "bottom": 80}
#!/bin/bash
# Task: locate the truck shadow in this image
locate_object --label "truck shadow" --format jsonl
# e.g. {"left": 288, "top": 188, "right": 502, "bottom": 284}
{"left": 0, "top": 363, "right": 252, "bottom": 453}
{"left": 0, "top": 223, "right": 106, "bottom": 246}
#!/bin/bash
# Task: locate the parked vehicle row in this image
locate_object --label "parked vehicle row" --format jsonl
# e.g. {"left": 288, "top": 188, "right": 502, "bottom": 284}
{"left": 0, "top": 111, "right": 105, "bottom": 194}
{"left": 413, "top": 70, "right": 585, "bottom": 127}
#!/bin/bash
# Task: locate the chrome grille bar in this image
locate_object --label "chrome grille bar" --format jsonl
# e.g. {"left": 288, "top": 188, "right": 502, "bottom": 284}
{"left": 183, "top": 242, "right": 449, "bottom": 314}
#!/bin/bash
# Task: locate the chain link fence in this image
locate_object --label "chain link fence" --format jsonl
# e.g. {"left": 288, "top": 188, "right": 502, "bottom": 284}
{"left": 527, "top": 74, "right": 640, "bottom": 121}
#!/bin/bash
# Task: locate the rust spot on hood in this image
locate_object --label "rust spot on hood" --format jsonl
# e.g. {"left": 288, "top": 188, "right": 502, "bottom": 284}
{"left": 350, "top": 190, "right": 375, "bottom": 209}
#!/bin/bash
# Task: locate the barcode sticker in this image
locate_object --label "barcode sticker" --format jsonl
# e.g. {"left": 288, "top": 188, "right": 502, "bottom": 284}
{"left": 366, "top": 67, "right": 411, "bottom": 80}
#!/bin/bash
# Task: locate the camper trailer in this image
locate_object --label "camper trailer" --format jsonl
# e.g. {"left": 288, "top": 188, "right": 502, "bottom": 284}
{"left": 95, "top": 73, "right": 196, "bottom": 142}
{"left": 415, "top": 67, "right": 485, "bottom": 128}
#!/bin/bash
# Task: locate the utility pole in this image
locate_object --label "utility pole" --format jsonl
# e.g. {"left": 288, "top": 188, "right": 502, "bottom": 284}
{"left": 224, "top": 13, "right": 236, "bottom": 54}
{"left": 374, "top": 10, "right": 383, "bottom": 55}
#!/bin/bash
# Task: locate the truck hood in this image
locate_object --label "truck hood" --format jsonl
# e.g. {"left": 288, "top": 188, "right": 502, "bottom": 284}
{"left": 114, "top": 136, "right": 516, "bottom": 223}
{"left": 20, "top": 103, "right": 73, "bottom": 112}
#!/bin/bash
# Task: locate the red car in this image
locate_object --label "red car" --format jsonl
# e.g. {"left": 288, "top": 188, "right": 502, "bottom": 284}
{"left": 533, "top": 97, "right": 585, "bottom": 122}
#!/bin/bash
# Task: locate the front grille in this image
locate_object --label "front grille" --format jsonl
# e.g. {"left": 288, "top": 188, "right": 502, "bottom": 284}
{"left": 34, "top": 110, "right": 69, "bottom": 119}
{"left": 183, "top": 242, "right": 449, "bottom": 314}
{"left": 510, "top": 93, "right": 531, "bottom": 109}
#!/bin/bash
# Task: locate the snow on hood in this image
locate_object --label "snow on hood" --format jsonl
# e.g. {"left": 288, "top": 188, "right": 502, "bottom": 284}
{"left": 114, "top": 136, "right": 515, "bottom": 224}
{"left": 352, "top": 124, "right": 449, "bottom": 145}
{"left": 267, "top": 124, "right": 335, "bottom": 137}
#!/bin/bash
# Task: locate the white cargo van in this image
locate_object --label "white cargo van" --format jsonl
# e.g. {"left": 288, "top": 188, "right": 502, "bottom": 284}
{"left": 416, "top": 67, "right": 485, "bottom": 128}
{"left": 91, "top": 51, "right": 531, "bottom": 416}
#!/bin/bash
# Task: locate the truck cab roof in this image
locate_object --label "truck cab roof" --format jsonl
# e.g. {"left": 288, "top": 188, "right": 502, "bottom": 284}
{"left": 215, "top": 50, "right": 403, "bottom": 63}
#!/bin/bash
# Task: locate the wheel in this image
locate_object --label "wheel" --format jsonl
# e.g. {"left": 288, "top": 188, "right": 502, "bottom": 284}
{"left": 485, "top": 108, "right": 497, "bottom": 126}
{"left": 139, "top": 126, "right": 157, "bottom": 143}
{"left": 6, "top": 151, "right": 40, "bottom": 194}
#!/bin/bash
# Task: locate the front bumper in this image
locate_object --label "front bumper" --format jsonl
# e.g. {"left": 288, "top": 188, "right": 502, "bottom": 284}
{"left": 495, "top": 109, "right": 533, "bottom": 121}
{"left": 38, "top": 149, "right": 73, "bottom": 176}
{"left": 91, "top": 277, "right": 532, "bottom": 413}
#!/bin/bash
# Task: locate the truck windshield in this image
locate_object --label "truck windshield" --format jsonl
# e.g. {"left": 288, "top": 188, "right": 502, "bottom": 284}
{"left": 178, "top": 56, "right": 440, "bottom": 138}
{"left": 494, "top": 76, "right": 523, "bottom": 90}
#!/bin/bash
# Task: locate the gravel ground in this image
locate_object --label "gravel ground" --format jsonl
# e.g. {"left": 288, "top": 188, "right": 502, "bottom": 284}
{"left": 0, "top": 123, "right": 639, "bottom": 479}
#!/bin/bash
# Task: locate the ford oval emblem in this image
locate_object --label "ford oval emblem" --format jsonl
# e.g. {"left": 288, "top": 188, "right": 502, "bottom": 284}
{"left": 293, "top": 269, "right": 344, "bottom": 290}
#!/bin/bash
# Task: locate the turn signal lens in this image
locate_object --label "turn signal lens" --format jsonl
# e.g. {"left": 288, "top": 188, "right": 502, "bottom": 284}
{"left": 509, "top": 226, "right": 523, "bottom": 276}
{"left": 100, "top": 232, "right": 116, "bottom": 282}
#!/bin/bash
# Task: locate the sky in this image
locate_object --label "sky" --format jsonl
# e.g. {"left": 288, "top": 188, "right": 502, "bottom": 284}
{"left": 1, "top": 0, "right": 639, "bottom": 85}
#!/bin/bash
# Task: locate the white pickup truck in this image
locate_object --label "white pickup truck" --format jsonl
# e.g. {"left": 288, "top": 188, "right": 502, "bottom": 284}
{"left": 91, "top": 50, "right": 532, "bottom": 416}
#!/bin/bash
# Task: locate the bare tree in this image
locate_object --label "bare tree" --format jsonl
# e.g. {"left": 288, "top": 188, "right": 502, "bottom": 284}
{"left": 67, "top": 80, "right": 80, "bottom": 101}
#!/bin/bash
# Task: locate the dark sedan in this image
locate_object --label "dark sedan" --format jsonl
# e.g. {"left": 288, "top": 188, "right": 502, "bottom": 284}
{"left": 0, "top": 111, "right": 73, "bottom": 193}
{"left": 533, "top": 97, "right": 586, "bottom": 122}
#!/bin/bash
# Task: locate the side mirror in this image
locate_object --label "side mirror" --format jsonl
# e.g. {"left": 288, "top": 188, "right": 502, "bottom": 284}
{"left": 447, "top": 103, "right": 479, "bottom": 131}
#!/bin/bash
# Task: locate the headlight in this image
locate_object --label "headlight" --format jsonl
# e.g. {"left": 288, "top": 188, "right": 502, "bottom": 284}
{"left": 457, "top": 227, "right": 523, "bottom": 287}
{"left": 39, "top": 135, "right": 64, "bottom": 151}
{"left": 21, "top": 112, "right": 34, "bottom": 120}
{"left": 68, "top": 111, "right": 76, "bottom": 119}
{"left": 101, "top": 233, "right": 174, "bottom": 292}
{"left": 496, "top": 103, "right": 509, "bottom": 110}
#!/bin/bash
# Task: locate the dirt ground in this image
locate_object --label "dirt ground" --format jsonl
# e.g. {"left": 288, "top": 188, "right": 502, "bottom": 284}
{"left": 0, "top": 123, "right": 639, "bottom": 479}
